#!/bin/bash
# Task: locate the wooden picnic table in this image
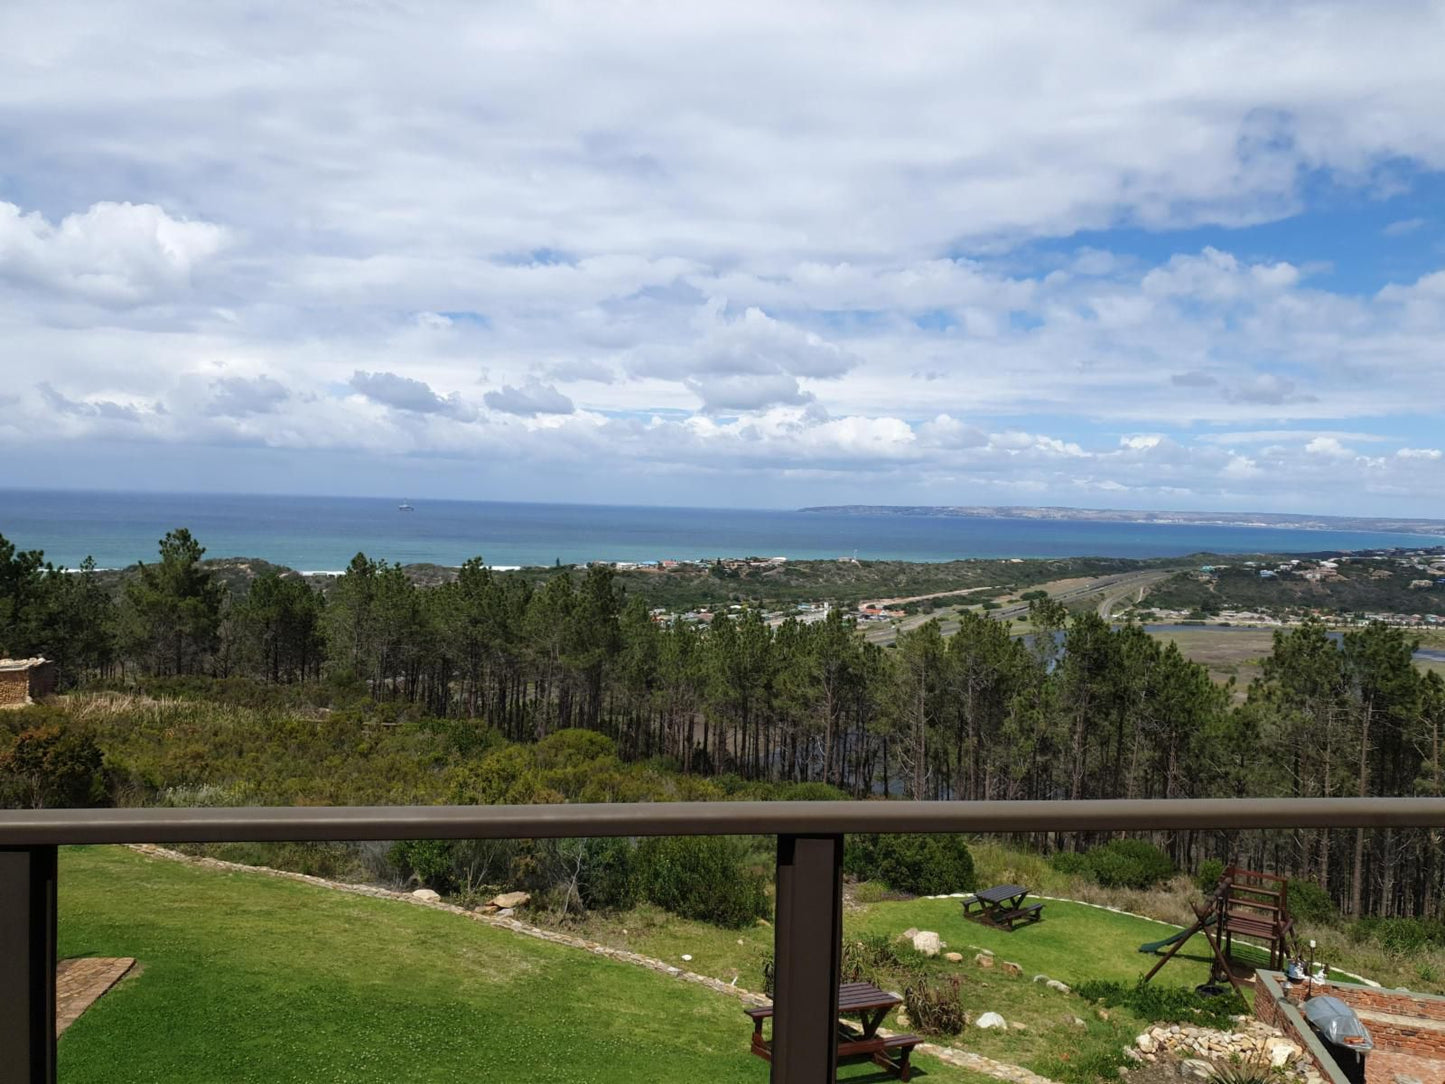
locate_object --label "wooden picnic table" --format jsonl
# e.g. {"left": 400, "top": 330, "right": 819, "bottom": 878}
{"left": 961, "top": 884, "right": 1044, "bottom": 930}
{"left": 745, "top": 981, "right": 922, "bottom": 1080}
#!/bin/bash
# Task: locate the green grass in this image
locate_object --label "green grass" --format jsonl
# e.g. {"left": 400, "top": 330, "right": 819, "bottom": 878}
{"left": 851, "top": 897, "right": 1218, "bottom": 988}
{"left": 57, "top": 847, "right": 988, "bottom": 1084}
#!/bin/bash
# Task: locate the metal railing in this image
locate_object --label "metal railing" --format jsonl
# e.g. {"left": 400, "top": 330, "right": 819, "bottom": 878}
{"left": 5, "top": 797, "right": 1445, "bottom": 1084}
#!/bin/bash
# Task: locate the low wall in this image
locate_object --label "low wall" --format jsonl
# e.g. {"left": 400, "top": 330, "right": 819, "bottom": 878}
{"left": 1257, "top": 970, "right": 1445, "bottom": 1078}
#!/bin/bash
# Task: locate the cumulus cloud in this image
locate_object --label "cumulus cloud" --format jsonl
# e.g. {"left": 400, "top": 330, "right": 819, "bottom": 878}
{"left": 4, "top": 4, "right": 1445, "bottom": 513}
{"left": 0, "top": 200, "right": 228, "bottom": 304}
{"left": 484, "top": 380, "right": 575, "bottom": 416}
{"left": 206, "top": 375, "right": 289, "bottom": 417}
{"left": 350, "top": 370, "right": 476, "bottom": 420}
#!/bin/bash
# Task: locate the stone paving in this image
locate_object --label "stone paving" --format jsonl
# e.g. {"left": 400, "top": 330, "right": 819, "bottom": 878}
{"left": 127, "top": 845, "right": 1065, "bottom": 1084}
{"left": 56, "top": 957, "right": 135, "bottom": 1036}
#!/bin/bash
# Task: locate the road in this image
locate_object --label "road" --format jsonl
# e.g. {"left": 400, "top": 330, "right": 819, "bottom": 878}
{"left": 862, "top": 570, "right": 1171, "bottom": 645}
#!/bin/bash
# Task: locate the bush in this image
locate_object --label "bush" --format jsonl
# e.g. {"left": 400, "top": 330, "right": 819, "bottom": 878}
{"left": 1049, "top": 850, "right": 1091, "bottom": 876}
{"left": 635, "top": 836, "right": 769, "bottom": 928}
{"left": 841, "top": 932, "right": 904, "bottom": 984}
{"left": 1085, "top": 839, "right": 1174, "bottom": 890}
{"left": 845, "top": 834, "right": 976, "bottom": 896}
{"left": 1287, "top": 879, "right": 1336, "bottom": 926}
{"left": 903, "top": 976, "right": 966, "bottom": 1036}
{"left": 1073, "top": 979, "right": 1247, "bottom": 1029}
{"left": 389, "top": 839, "right": 457, "bottom": 891}
{"left": 1364, "top": 916, "right": 1445, "bottom": 956}
{"left": 1196, "top": 858, "right": 1225, "bottom": 891}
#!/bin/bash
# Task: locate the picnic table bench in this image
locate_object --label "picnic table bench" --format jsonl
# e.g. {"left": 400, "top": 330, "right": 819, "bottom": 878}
{"left": 961, "top": 884, "right": 1044, "bottom": 931}
{"left": 745, "top": 980, "right": 922, "bottom": 1080}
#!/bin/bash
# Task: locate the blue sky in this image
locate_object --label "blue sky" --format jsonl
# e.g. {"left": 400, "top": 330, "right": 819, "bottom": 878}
{"left": 1, "top": 2, "right": 1444, "bottom": 515}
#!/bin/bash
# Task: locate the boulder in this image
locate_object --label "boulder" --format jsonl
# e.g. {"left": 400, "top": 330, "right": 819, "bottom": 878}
{"left": 1033, "top": 974, "right": 1050, "bottom": 984}
{"left": 975, "top": 953, "right": 995, "bottom": 968}
{"left": 1265, "top": 1038, "right": 1301, "bottom": 1068}
{"left": 944, "top": 952, "right": 964, "bottom": 963}
{"left": 496, "top": 907, "right": 515, "bottom": 918}
{"left": 902, "top": 927, "right": 920, "bottom": 940}
{"left": 489, "top": 891, "right": 530, "bottom": 909}
{"left": 975, "top": 1012, "right": 1007, "bottom": 1030}
{"left": 1136, "top": 1033, "right": 1158, "bottom": 1053}
{"left": 411, "top": 888, "right": 441, "bottom": 902}
{"left": 1046, "top": 979, "right": 1071, "bottom": 994}
{"left": 1178, "top": 1059, "right": 1213, "bottom": 1080}
{"left": 912, "top": 931, "right": 942, "bottom": 956}
{"left": 1001, "top": 961, "right": 1023, "bottom": 977}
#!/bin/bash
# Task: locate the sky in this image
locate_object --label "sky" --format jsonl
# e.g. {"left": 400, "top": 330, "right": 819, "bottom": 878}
{"left": 2, "top": 3, "right": 1444, "bottom": 516}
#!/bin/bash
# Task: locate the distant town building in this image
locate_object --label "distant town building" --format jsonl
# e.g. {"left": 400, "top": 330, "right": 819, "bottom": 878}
{"left": 0, "top": 657, "right": 57, "bottom": 708}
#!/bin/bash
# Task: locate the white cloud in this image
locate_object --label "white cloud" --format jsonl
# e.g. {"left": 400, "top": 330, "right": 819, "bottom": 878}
{"left": 483, "top": 381, "right": 575, "bottom": 416}
{"left": 3, "top": 3, "right": 1445, "bottom": 514}
{"left": 0, "top": 201, "right": 227, "bottom": 304}
{"left": 349, "top": 370, "right": 477, "bottom": 421}
{"left": 1397, "top": 447, "right": 1442, "bottom": 460}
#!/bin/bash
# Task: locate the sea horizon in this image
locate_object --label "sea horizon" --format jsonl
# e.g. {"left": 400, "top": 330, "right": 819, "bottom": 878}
{"left": 3, "top": 488, "right": 1442, "bottom": 572}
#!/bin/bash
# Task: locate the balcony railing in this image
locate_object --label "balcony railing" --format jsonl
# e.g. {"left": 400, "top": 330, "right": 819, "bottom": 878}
{"left": 5, "top": 797, "right": 1445, "bottom": 1084}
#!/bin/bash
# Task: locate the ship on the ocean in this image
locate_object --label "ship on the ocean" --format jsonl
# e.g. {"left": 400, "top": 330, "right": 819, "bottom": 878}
{"left": 398, "top": 500, "right": 415, "bottom": 512}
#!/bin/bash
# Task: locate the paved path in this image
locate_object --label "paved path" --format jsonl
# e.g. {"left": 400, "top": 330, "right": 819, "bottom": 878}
{"left": 57, "top": 957, "right": 135, "bottom": 1036}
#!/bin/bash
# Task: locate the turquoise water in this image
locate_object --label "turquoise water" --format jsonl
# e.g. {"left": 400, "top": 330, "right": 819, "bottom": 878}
{"left": 1, "top": 489, "right": 1439, "bottom": 571}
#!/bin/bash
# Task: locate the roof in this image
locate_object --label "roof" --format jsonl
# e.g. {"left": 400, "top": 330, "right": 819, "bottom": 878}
{"left": 0, "top": 657, "right": 52, "bottom": 672}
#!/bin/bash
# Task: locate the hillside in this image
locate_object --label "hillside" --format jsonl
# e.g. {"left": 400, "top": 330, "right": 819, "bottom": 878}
{"left": 58, "top": 846, "right": 990, "bottom": 1084}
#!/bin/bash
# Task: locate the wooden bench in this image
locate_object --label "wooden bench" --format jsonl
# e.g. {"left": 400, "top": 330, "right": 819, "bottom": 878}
{"left": 745, "top": 995, "right": 921, "bottom": 1079}
{"left": 990, "top": 902, "right": 1045, "bottom": 930}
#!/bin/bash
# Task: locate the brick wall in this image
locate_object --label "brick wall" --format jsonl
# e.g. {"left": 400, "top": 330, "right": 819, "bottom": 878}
{"left": 0, "top": 669, "right": 30, "bottom": 707}
{"left": 1257, "top": 971, "right": 1445, "bottom": 1065}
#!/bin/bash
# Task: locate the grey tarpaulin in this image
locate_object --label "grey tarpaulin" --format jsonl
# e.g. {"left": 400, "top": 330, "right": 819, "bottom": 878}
{"left": 1302, "top": 996, "right": 1374, "bottom": 1052}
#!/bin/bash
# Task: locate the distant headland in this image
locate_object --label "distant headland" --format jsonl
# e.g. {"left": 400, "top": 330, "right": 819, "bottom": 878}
{"left": 799, "top": 505, "right": 1445, "bottom": 537}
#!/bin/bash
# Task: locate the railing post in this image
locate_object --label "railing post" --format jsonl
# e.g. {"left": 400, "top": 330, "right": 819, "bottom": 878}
{"left": 0, "top": 846, "right": 58, "bottom": 1084}
{"left": 771, "top": 834, "right": 842, "bottom": 1084}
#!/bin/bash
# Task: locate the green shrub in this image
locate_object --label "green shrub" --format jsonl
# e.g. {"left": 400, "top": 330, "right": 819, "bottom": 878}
{"left": 1196, "top": 858, "right": 1225, "bottom": 891}
{"left": 1085, "top": 839, "right": 1174, "bottom": 890}
{"left": 1049, "top": 850, "right": 1091, "bottom": 876}
{"left": 1364, "top": 916, "right": 1445, "bottom": 956}
{"left": 1287, "top": 879, "right": 1336, "bottom": 925}
{"left": 389, "top": 839, "right": 457, "bottom": 891}
{"left": 634, "top": 836, "right": 769, "bottom": 929}
{"left": 841, "top": 932, "right": 905, "bottom": 984}
{"left": 903, "top": 976, "right": 966, "bottom": 1036}
{"left": 574, "top": 837, "right": 640, "bottom": 912}
{"left": 1073, "top": 979, "right": 1246, "bottom": 1028}
{"left": 845, "top": 834, "right": 975, "bottom": 896}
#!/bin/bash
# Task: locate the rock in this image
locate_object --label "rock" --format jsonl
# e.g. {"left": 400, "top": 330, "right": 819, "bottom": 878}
{"left": 756, "top": 918, "right": 771, "bottom": 928}
{"left": 913, "top": 931, "right": 942, "bottom": 956}
{"left": 944, "top": 952, "right": 964, "bottom": 963}
{"left": 1096, "top": 1007, "right": 1111, "bottom": 1021}
{"left": 1033, "top": 974, "right": 1050, "bottom": 984}
{"left": 1009, "top": 1021, "right": 1028, "bottom": 1031}
{"left": 1123, "top": 1048, "right": 1145, "bottom": 1063}
{"left": 1178, "top": 1058, "right": 1213, "bottom": 1080}
{"left": 902, "top": 927, "right": 920, "bottom": 940}
{"left": 1066, "top": 1015, "right": 1087, "bottom": 1028}
{"left": 1001, "top": 961, "right": 1023, "bottom": 977}
{"left": 1265, "top": 1038, "right": 1300, "bottom": 1068}
{"left": 1046, "top": 979, "right": 1071, "bottom": 994}
{"left": 411, "top": 888, "right": 441, "bottom": 902}
{"left": 497, "top": 907, "right": 514, "bottom": 917}
{"left": 975, "top": 953, "right": 995, "bottom": 968}
{"left": 1136, "top": 1033, "right": 1158, "bottom": 1053}
{"left": 896, "top": 1011, "right": 910, "bottom": 1027}
{"left": 489, "top": 891, "right": 530, "bottom": 909}
{"left": 681, "top": 954, "right": 693, "bottom": 962}
{"left": 477, "top": 903, "right": 499, "bottom": 914}
{"left": 975, "top": 1012, "right": 1007, "bottom": 1030}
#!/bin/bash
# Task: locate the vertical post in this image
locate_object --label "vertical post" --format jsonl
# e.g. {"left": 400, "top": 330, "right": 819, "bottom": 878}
{"left": 772, "top": 834, "right": 842, "bottom": 1084}
{"left": 0, "top": 846, "right": 58, "bottom": 1084}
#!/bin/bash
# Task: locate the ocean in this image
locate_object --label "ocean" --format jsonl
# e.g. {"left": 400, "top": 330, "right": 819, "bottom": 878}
{"left": 1, "top": 489, "right": 1439, "bottom": 572}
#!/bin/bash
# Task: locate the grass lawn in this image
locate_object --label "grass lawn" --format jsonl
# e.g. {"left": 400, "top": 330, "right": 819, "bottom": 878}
{"left": 57, "top": 847, "right": 994, "bottom": 1084}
